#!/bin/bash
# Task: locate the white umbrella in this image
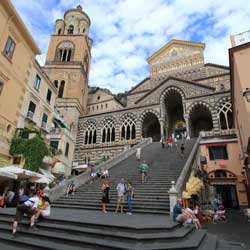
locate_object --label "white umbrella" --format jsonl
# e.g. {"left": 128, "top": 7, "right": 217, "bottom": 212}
{"left": 39, "top": 168, "right": 55, "bottom": 180}
{"left": 0, "top": 170, "right": 17, "bottom": 179}
{"left": 1, "top": 166, "right": 43, "bottom": 179}
{"left": 52, "top": 162, "right": 66, "bottom": 175}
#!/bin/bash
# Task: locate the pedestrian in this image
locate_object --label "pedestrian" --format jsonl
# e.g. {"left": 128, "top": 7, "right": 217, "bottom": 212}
{"left": 101, "top": 180, "right": 110, "bottom": 213}
{"left": 12, "top": 189, "right": 40, "bottom": 237}
{"left": 180, "top": 143, "right": 185, "bottom": 158}
{"left": 140, "top": 161, "right": 149, "bottom": 183}
{"left": 212, "top": 196, "right": 220, "bottom": 212}
{"left": 115, "top": 178, "right": 126, "bottom": 213}
{"left": 66, "top": 181, "right": 76, "bottom": 197}
{"left": 161, "top": 136, "right": 166, "bottom": 148}
{"left": 136, "top": 147, "right": 141, "bottom": 160}
{"left": 126, "top": 181, "right": 134, "bottom": 215}
{"left": 168, "top": 136, "right": 173, "bottom": 148}
{"left": 173, "top": 198, "right": 184, "bottom": 222}
{"left": 174, "top": 136, "right": 178, "bottom": 147}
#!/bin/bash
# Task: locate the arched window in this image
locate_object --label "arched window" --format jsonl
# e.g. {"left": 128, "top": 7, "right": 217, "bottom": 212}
{"left": 120, "top": 115, "right": 136, "bottom": 140}
{"left": 58, "top": 28, "right": 62, "bottom": 35}
{"left": 58, "top": 80, "right": 65, "bottom": 98}
{"left": 217, "top": 101, "right": 233, "bottom": 130}
{"left": 67, "top": 25, "right": 74, "bottom": 34}
{"left": 83, "top": 52, "right": 89, "bottom": 73}
{"left": 101, "top": 118, "right": 116, "bottom": 143}
{"left": 84, "top": 121, "right": 97, "bottom": 145}
{"left": 56, "top": 41, "right": 74, "bottom": 62}
{"left": 53, "top": 80, "right": 58, "bottom": 88}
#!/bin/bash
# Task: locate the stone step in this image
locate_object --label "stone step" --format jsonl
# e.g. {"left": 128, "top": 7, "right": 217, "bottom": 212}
{"left": 0, "top": 219, "right": 207, "bottom": 250}
{"left": 52, "top": 204, "right": 169, "bottom": 214}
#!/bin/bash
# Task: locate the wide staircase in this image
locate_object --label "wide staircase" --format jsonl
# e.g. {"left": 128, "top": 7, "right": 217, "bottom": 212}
{"left": 0, "top": 139, "right": 245, "bottom": 249}
{"left": 53, "top": 139, "right": 196, "bottom": 214}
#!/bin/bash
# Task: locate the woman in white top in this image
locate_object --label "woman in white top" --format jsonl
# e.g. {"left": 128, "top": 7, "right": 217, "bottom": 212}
{"left": 36, "top": 195, "right": 51, "bottom": 220}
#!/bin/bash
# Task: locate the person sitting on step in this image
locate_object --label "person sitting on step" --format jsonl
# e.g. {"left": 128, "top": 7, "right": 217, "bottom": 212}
{"left": 35, "top": 195, "right": 51, "bottom": 221}
{"left": 12, "top": 189, "right": 41, "bottom": 237}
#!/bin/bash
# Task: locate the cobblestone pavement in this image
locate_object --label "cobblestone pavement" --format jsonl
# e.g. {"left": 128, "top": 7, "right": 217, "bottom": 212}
{"left": 203, "top": 210, "right": 250, "bottom": 249}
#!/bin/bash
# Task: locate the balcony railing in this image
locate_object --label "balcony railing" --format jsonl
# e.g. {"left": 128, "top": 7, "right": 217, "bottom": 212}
{"left": 200, "top": 129, "right": 237, "bottom": 138}
{"left": 50, "top": 127, "right": 74, "bottom": 140}
{"left": 27, "top": 111, "right": 34, "bottom": 120}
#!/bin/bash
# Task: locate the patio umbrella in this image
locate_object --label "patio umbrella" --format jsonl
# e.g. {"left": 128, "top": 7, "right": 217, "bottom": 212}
{"left": 0, "top": 169, "right": 17, "bottom": 179}
{"left": 1, "top": 166, "right": 43, "bottom": 179}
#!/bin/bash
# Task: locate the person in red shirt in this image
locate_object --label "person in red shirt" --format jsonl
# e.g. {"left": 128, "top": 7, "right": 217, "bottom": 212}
{"left": 161, "top": 137, "right": 166, "bottom": 148}
{"left": 168, "top": 136, "right": 173, "bottom": 148}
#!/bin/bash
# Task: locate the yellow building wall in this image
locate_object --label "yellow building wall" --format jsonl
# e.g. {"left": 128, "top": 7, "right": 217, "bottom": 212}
{"left": 200, "top": 142, "right": 248, "bottom": 206}
{"left": 0, "top": 0, "right": 40, "bottom": 165}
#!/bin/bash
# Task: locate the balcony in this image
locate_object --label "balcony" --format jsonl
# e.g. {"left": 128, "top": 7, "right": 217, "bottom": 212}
{"left": 200, "top": 129, "right": 237, "bottom": 138}
{"left": 48, "top": 127, "right": 74, "bottom": 141}
{"left": 41, "top": 121, "right": 47, "bottom": 130}
{"left": 26, "top": 111, "right": 34, "bottom": 120}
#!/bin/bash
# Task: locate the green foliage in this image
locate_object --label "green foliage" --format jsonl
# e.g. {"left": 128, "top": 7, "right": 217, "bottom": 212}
{"left": 10, "top": 133, "right": 50, "bottom": 172}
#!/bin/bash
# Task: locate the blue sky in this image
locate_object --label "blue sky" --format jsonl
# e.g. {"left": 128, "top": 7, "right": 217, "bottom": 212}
{"left": 11, "top": 0, "right": 250, "bottom": 93}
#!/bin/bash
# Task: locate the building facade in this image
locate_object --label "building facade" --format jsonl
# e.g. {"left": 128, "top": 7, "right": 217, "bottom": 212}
{"left": 230, "top": 31, "right": 250, "bottom": 206}
{"left": 199, "top": 130, "right": 247, "bottom": 208}
{"left": 75, "top": 40, "right": 233, "bottom": 164}
{"left": 0, "top": 0, "right": 41, "bottom": 166}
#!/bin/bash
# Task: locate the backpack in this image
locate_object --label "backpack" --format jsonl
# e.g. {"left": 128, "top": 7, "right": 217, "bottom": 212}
{"left": 19, "top": 195, "right": 30, "bottom": 203}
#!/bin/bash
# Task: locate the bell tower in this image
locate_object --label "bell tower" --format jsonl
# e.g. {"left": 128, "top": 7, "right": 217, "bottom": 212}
{"left": 44, "top": 5, "right": 92, "bottom": 138}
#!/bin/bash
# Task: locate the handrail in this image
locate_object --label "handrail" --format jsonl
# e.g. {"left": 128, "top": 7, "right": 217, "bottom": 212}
{"left": 47, "top": 138, "right": 152, "bottom": 201}
{"left": 175, "top": 136, "right": 201, "bottom": 196}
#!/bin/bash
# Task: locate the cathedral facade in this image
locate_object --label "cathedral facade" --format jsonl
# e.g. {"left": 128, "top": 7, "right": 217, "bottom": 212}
{"left": 74, "top": 39, "right": 233, "bottom": 164}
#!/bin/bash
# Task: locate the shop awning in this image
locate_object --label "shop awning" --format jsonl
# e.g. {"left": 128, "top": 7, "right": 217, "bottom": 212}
{"left": 54, "top": 118, "right": 67, "bottom": 129}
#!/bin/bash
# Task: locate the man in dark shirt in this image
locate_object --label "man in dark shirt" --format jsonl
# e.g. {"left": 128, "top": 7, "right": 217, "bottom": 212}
{"left": 173, "top": 198, "right": 184, "bottom": 222}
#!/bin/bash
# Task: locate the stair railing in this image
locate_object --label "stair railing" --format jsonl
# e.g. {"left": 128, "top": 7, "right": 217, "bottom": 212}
{"left": 47, "top": 137, "right": 152, "bottom": 201}
{"left": 169, "top": 136, "right": 201, "bottom": 213}
{"left": 175, "top": 135, "right": 201, "bottom": 196}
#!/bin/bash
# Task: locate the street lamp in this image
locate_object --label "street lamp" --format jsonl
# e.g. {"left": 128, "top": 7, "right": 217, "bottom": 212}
{"left": 243, "top": 88, "right": 250, "bottom": 102}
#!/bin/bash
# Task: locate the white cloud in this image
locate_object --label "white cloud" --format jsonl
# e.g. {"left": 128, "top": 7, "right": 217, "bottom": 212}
{"left": 10, "top": 0, "right": 250, "bottom": 93}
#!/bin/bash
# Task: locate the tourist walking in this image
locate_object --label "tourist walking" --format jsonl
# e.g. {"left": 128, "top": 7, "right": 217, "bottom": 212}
{"left": 180, "top": 143, "right": 185, "bottom": 158}
{"left": 12, "top": 189, "right": 41, "bottom": 237}
{"left": 161, "top": 136, "right": 166, "bottom": 148}
{"left": 115, "top": 178, "right": 126, "bottom": 213}
{"left": 136, "top": 147, "right": 141, "bottom": 160}
{"left": 168, "top": 136, "right": 173, "bottom": 148}
{"left": 126, "top": 181, "right": 134, "bottom": 215}
{"left": 140, "top": 161, "right": 149, "bottom": 183}
{"left": 101, "top": 180, "right": 110, "bottom": 213}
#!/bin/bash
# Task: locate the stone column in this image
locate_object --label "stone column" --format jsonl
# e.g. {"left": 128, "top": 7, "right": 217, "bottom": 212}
{"left": 168, "top": 181, "right": 178, "bottom": 215}
{"left": 159, "top": 118, "right": 164, "bottom": 138}
{"left": 184, "top": 116, "right": 191, "bottom": 139}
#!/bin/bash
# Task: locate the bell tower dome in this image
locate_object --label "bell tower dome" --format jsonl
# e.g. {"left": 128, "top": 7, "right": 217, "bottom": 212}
{"left": 44, "top": 5, "right": 92, "bottom": 138}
